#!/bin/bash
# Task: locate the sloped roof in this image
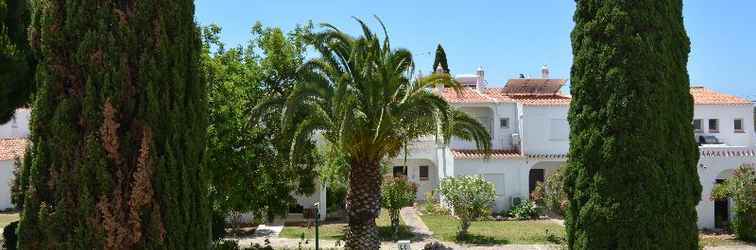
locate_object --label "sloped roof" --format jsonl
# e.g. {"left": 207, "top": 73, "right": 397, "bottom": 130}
{"left": 441, "top": 86, "right": 748, "bottom": 106}
{"left": 0, "top": 138, "right": 29, "bottom": 161}
{"left": 689, "top": 87, "right": 751, "bottom": 105}
{"left": 441, "top": 88, "right": 495, "bottom": 103}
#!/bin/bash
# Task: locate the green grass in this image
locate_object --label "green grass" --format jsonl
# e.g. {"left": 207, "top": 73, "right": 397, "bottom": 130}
{"left": 0, "top": 213, "right": 19, "bottom": 229}
{"left": 420, "top": 213, "right": 565, "bottom": 245}
{"left": 280, "top": 209, "right": 414, "bottom": 241}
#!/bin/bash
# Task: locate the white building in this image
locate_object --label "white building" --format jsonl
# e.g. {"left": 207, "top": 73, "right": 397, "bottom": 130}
{"left": 390, "top": 66, "right": 755, "bottom": 230}
{"left": 0, "top": 109, "right": 31, "bottom": 210}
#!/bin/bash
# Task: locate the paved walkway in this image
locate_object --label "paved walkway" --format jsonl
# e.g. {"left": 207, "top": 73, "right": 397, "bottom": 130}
{"left": 252, "top": 219, "right": 284, "bottom": 237}
{"left": 400, "top": 206, "right": 433, "bottom": 239}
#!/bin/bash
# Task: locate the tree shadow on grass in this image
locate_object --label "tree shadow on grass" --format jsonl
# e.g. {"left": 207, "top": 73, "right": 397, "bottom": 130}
{"left": 377, "top": 224, "right": 417, "bottom": 241}
{"left": 456, "top": 234, "right": 511, "bottom": 245}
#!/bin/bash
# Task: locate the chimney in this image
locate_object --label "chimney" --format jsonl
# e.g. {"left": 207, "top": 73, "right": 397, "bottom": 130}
{"left": 435, "top": 65, "right": 445, "bottom": 93}
{"left": 541, "top": 64, "right": 550, "bottom": 79}
{"left": 476, "top": 66, "right": 485, "bottom": 92}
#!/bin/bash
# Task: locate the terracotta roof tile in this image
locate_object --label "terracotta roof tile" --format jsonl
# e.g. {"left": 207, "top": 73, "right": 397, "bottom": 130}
{"left": 0, "top": 138, "right": 29, "bottom": 161}
{"left": 690, "top": 87, "right": 751, "bottom": 105}
{"left": 441, "top": 86, "right": 747, "bottom": 106}
{"left": 451, "top": 149, "right": 522, "bottom": 159}
{"left": 440, "top": 88, "right": 495, "bottom": 103}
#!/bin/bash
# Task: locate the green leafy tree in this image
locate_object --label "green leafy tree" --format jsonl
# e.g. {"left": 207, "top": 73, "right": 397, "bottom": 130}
{"left": 712, "top": 166, "right": 756, "bottom": 242}
{"left": 531, "top": 167, "right": 568, "bottom": 216}
{"left": 202, "top": 22, "right": 318, "bottom": 222}
{"left": 439, "top": 175, "right": 495, "bottom": 239}
{"left": 380, "top": 176, "right": 417, "bottom": 240}
{"left": 432, "top": 44, "right": 449, "bottom": 74}
{"left": 254, "top": 17, "right": 491, "bottom": 249}
{"left": 566, "top": 0, "right": 701, "bottom": 249}
{"left": 0, "top": 0, "right": 35, "bottom": 122}
{"left": 17, "top": 1, "right": 209, "bottom": 248}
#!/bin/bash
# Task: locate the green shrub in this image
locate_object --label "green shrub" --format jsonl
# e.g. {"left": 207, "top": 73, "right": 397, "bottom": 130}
{"left": 531, "top": 168, "right": 568, "bottom": 216}
{"left": 439, "top": 175, "right": 496, "bottom": 239}
{"left": 380, "top": 176, "right": 417, "bottom": 240}
{"left": 508, "top": 200, "right": 540, "bottom": 220}
{"left": 423, "top": 191, "right": 437, "bottom": 213}
{"left": 712, "top": 166, "right": 756, "bottom": 242}
{"left": 3, "top": 221, "right": 18, "bottom": 250}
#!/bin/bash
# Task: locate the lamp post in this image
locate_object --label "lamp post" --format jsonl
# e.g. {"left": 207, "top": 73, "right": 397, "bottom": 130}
{"left": 313, "top": 202, "right": 320, "bottom": 250}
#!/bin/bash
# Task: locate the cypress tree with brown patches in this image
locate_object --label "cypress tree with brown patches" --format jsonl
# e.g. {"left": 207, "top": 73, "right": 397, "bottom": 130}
{"left": 566, "top": 0, "right": 701, "bottom": 249}
{"left": 16, "top": 0, "right": 209, "bottom": 248}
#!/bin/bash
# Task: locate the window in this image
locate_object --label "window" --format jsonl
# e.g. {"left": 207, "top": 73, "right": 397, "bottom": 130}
{"left": 10, "top": 117, "right": 17, "bottom": 129}
{"left": 734, "top": 119, "right": 744, "bottom": 132}
{"left": 392, "top": 166, "right": 407, "bottom": 177}
{"left": 499, "top": 118, "right": 510, "bottom": 129}
{"left": 692, "top": 119, "right": 702, "bottom": 132}
{"left": 419, "top": 166, "right": 429, "bottom": 181}
{"left": 708, "top": 119, "right": 719, "bottom": 132}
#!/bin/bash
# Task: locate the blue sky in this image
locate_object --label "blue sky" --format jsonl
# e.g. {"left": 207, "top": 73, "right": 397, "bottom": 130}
{"left": 195, "top": 0, "right": 756, "bottom": 100}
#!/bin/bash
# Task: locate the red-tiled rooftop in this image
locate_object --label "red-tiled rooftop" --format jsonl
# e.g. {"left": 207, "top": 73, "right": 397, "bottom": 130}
{"left": 689, "top": 86, "right": 751, "bottom": 105}
{"left": 440, "top": 85, "right": 748, "bottom": 106}
{"left": 0, "top": 138, "right": 29, "bottom": 161}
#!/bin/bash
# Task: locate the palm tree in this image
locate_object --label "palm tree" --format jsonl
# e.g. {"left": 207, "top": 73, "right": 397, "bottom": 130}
{"left": 254, "top": 17, "right": 491, "bottom": 249}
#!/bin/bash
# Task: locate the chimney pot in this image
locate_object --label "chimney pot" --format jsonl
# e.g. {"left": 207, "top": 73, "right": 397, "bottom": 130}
{"left": 541, "top": 64, "right": 550, "bottom": 79}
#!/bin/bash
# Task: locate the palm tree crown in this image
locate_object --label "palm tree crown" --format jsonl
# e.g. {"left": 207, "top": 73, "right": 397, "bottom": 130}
{"left": 253, "top": 16, "right": 491, "bottom": 249}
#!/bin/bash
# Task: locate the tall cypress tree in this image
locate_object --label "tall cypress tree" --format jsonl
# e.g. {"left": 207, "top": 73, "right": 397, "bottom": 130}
{"left": 432, "top": 44, "right": 449, "bottom": 73}
{"left": 0, "top": 0, "right": 35, "bottom": 122}
{"left": 17, "top": 0, "right": 209, "bottom": 249}
{"left": 566, "top": 0, "right": 701, "bottom": 249}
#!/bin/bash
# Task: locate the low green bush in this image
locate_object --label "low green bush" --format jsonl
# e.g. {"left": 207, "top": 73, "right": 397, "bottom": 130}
{"left": 712, "top": 166, "right": 756, "bottom": 242}
{"left": 508, "top": 200, "right": 540, "bottom": 220}
{"left": 3, "top": 221, "right": 18, "bottom": 250}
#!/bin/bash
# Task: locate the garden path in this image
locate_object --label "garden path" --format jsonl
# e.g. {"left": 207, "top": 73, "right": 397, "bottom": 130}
{"left": 400, "top": 206, "right": 433, "bottom": 238}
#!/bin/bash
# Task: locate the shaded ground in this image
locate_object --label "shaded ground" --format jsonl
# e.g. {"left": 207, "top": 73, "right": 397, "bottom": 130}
{"left": 279, "top": 209, "right": 414, "bottom": 241}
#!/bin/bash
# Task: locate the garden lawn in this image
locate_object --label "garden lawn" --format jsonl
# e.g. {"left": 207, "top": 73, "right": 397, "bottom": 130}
{"left": 0, "top": 213, "right": 19, "bottom": 228}
{"left": 420, "top": 214, "right": 565, "bottom": 245}
{"left": 279, "top": 209, "right": 414, "bottom": 241}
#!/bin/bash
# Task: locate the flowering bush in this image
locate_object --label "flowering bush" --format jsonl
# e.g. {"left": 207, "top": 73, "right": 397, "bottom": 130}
{"left": 439, "top": 175, "right": 496, "bottom": 239}
{"left": 380, "top": 176, "right": 417, "bottom": 240}
{"left": 712, "top": 166, "right": 756, "bottom": 242}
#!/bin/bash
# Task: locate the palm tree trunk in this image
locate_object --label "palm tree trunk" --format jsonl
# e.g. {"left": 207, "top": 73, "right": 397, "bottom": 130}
{"left": 345, "top": 158, "right": 382, "bottom": 249}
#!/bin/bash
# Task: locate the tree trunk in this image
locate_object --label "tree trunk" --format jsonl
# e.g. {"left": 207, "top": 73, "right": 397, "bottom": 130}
{"left": 345, "top": 158, "right": 382, "bottom": 249}
{"left": 390, "top": 209, "right": 400, "bottom": 240}
{"left": 458, "top": 219, "right": 470, "bottom": 240}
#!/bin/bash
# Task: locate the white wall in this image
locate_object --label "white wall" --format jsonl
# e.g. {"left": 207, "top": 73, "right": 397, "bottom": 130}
{"left": 520, "top": 105, "right": 570, "bottom": 155}
{"left": 0, "top": 109, "right": 31, "bottom": 139}
{"left": 694, "top": 104, "right": 753, "bottom": 146}
{"left": 696, "top": 155, "right": 756, "bottom": 229}
{"left": 387, "top": 159, "right": 438, "bottom": 201}
{"left": 492, "top": 103, "right": 519, "bottom": 150}
{"left": 0, "top": 161, "right": 15, "bottom": 210}
{"left": 452, "top": 159, "right": 531, "bottom": 212}
{"left": 450, "top": 106, "right": 495, "bottom": 149}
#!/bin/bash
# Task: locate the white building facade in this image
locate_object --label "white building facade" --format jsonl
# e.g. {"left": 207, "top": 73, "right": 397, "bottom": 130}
{"left": 0, "top": 109, "right": 31, "bottom": 210}
{"left": 392, "top": 67, "right": 755, "bottom": 230}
